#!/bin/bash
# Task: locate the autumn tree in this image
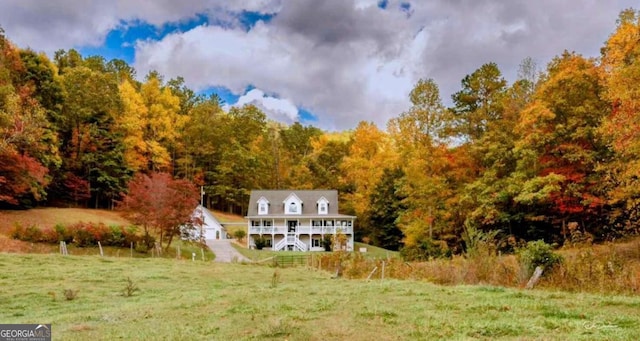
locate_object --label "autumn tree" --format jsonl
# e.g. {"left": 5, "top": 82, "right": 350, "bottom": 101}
{"left": 118, "top": 172, "right": 199, "bottom": 251}
{"left": 388, "top": 79, "right": 470, "bottom": 246}
{"left": 0, "top": 30, "right": 56, "bottom": 206}
{"left": 463, "top": 59, "right": 539, "bottom": 235}
{"left": 340, "top": 121, "right": 396, "bottom": 220}
{"left": 512, "top": 52, "right": 609, "bottom": 241}
{"left": 599, "top": 9, "right": 640, "bottom": 235}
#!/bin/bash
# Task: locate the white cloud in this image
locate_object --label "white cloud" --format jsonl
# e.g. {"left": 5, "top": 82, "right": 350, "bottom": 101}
{"left": 228, "top": 88, "right": 299, "bottom": 123}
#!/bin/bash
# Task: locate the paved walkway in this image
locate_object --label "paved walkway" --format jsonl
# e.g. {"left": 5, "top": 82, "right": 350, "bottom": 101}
{"left": 206, "top": 239, "right": 250, "bottom": 263}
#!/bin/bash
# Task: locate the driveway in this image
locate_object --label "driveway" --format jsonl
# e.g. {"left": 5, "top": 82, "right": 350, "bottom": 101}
{"left": 206, "top": 239, "right": 250, "bottom": 263}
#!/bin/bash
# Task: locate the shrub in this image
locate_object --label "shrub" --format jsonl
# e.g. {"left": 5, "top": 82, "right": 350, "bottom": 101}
{"left": 322, "top": 235, "right": 333, "bottom": 251}
{"left": 107, "top": 225, "right": 126, "bottom": 246}
{"left": 54, "top": 224, "right": 73, "bottom": 243}
{"left": 135, "top": 232, "right": 155, "bottom": 253}
{"left": 517, "top": 240, "right": 563, "bottom": 275}
{"left": 72, "top": 227, "right": 95, "bottom": 247}
{"left": 123, "top": 226, "right": 141, "bottom": 246}
{"left": 254, "top": 236, "right": 267, "bottom": 250}
{"left": 400, "top": 239, "right": 451, "bottom": 261}
{"left": 233, "top": 229, "right": 247, "bottom": 242}
{"left": 11, "top": 224, "right": 43, "bottom": 242}
{"left": 40, "top": 227, "right": 60, "bottom": 243}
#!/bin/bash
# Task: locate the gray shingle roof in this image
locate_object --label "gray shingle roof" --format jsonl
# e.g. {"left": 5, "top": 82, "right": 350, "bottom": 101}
{"left": 246, "top": 190, "right": 352, "bottom": 217}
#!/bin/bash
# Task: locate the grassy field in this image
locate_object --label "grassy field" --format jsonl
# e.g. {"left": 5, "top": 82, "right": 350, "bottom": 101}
{"left": 1, "top": 253, "right": 638, "bottom": 340}
{"left": 0, "top": 208, "right": 132, "bottom": 253}
{"left": 232, "top": 242, "right": 399, "bottom": 263}
{"left": 0, "top": 208, "right": 214, "bottom": 260}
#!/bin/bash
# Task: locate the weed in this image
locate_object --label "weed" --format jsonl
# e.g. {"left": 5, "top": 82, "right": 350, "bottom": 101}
{"left": 122, "top": 277, "right": 139, "bottom": 297}
{"left": 270, "top": 269, "right": 280, "bottom": 288}
{"left": 63, "top": 289, "right": 78, "bottom": 301}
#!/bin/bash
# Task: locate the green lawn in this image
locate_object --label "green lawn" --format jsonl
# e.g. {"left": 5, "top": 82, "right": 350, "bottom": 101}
{"left": 232, "top": 242, "right": 398, "bottom": 262}
{"left": 1, "top": 253, "right": 639, "bottom": 340}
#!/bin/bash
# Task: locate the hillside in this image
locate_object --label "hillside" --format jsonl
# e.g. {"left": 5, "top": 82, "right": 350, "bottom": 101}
{"left": 0, "top": 208, "right": 131, "bottom": 253}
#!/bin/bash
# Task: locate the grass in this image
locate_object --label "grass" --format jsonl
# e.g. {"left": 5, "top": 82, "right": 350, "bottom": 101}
{"left": 0, "top": 208, "right": 130, "bottom": 234}
{"left": 1, "top": 253, "right": 639, "bottom": 340}
{"left": 232, "top": 242, "right": 399, "bottom": 263}
{"left": 231, "top": 243, "right": 310, "bottom": 262}
{"left": 210, "top": 210, "right": 246, "bottom": 223}
{"left": 0, "top": 208, "right": 132, "bottom": 253}
{"left": 353, "top": 242, "right": 399, "bottom": 258}
{"left": 0, "top": 208, "right": 214, "bottom": 260}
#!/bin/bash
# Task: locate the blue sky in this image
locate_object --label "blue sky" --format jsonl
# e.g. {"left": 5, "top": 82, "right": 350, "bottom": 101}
{"left": 0, "top": 0, "right": 636, "bottom": 129}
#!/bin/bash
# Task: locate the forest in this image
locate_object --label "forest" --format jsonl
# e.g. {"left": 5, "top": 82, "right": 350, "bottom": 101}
{"left": 1, "top": 9, "right": 640, "bottom": 254}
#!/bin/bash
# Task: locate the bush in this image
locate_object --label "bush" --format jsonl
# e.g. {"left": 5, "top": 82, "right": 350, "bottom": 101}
{"left": 11, "top": 223, "right": 43, "bottom": 242}
{"left": 135, "top": 232, "right": 155, "bottom": 253}
{"left": 54, "top": 224, "right": 73, "bottom": 243}
{"left": 400, "top": 239, "right": 451, "bottom": 261}
{"left": 40, "top": 227, "right": 60, "bottom": 243}
{"left": 254, "top": 236, "right": 267, "bottom": 250}
{"left": 517, "top": 240, "right": 563, "bottom": 275}
{"left": 233, "top": 229, "right": 247, "bottom": 241}
{"left": 322, "top": 235, "right": 333, "bottom": 251}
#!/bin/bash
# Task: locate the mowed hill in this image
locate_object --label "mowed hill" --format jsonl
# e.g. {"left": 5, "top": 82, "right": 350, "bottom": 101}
{"left": 0, "top": 208, "right": 133, "bottom": 253}
{"left": 0, "top": 207, "right": 244, "bottom": 253}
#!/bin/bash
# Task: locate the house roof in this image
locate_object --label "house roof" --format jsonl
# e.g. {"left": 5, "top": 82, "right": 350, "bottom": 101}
{"left": 193, "top": 205, "right": 225, "bottom": 230}
{"left": 246, "top": 190, "right": 354, "bottom": 218}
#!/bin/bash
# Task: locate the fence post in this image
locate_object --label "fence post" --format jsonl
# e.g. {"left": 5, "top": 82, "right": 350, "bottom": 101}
{"left": 367, "top": 267, "right": 378, "bottom": 280}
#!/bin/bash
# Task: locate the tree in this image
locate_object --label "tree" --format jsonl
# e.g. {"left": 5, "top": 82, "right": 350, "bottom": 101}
{"left": 512, "top": 52, "right": 609, "bottom": 241}
{"left": 450, "top": 62, "right": 507, "bottom": 142}
{"left": 118, "top": 172, "right": 199, "bottom": 251}
{"left": 0, "top": 32, "right": 56, "bottom": 206}
{"left": 364, "top": 167, "right": 405, "bottom": 250}
{"left": 388, "top": 79, "right": 473, "bottom": 247}
{"left": 340, "top": 121, "right": 396, "bottom": 219}
{"left": 139, "top": 72, "right": 185, "bottom": 171}
{"left": 599, "top": 9, "right": 640, "bottom": 234}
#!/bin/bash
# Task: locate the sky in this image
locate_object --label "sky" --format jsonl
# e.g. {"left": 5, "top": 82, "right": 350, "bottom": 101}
{"left": 0, "top": 0, "right": 636, "bottom": 130}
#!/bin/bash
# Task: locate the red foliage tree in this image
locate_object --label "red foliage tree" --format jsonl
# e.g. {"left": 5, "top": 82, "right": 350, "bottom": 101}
{"left": 118, "top": 172, "right": 199, "bottom": 251}
{"left": 0, "top": 149, "right": 49, "bottom": 205}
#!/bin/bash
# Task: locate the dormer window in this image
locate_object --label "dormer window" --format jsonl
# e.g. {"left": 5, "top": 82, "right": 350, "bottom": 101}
{"left": 283, "top": 193, "right": 302, "bottom": 215}
{"left": 317, "top": 196, "right": 329, "bottom": 215}
{"left": 257, "top": 197, "right": 269, "bottom": 215}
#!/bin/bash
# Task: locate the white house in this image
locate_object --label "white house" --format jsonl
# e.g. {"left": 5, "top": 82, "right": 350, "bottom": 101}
{"left": 182, "top": 205, "right": 227, "bottom": 241}
{"left": 246, "top": 190, "right": 355, "bottom": 252}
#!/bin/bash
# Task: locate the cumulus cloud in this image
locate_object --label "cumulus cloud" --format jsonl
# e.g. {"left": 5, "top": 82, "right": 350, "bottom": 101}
{"left": 227, "top": 89, "right": 299, "bottom": 123}
{"left": 0, "top": 0, "right": 637, "bottom": 129}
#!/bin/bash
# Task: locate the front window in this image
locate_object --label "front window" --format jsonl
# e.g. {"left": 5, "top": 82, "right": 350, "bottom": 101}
{"left": 289, "top": 202, "right": 298, "bottom": 213}
{"left": 324, "top": 220, "right": 334, "bottom": 226}
{"left": 251, "top": 220, "right": 260, "bottom": 227}
{"left": 264, "top": 221, "right": 272, "bottom": 227}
